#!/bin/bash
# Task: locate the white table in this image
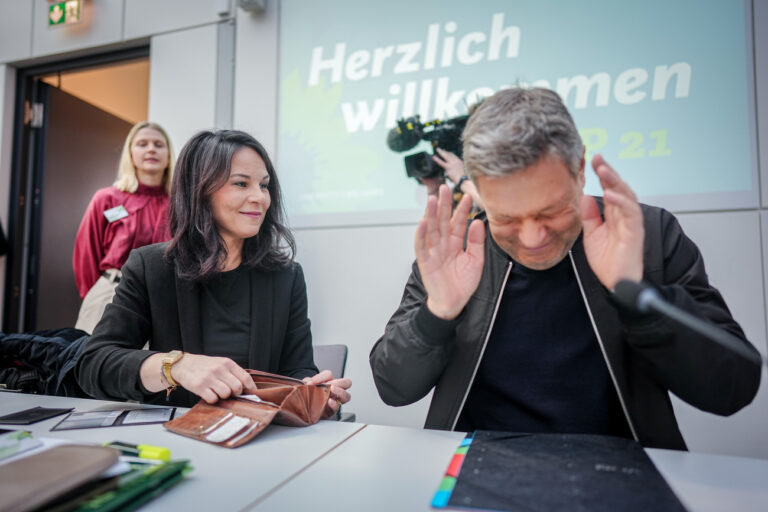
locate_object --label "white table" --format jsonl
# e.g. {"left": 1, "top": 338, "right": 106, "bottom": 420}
{"left": 253, "top": 423, "right": 768, "bottom": 512}
{"left": 248, "top": 423, "right": 464, "bottom": 512}
{"left": 2, "top": 392, "right": 767, "bottom": 512}
{"left": 0, "top": 392, "right": 364, "bottom": 511}
{"left": 648, "top": 449, "right": 768, "bottom": 512}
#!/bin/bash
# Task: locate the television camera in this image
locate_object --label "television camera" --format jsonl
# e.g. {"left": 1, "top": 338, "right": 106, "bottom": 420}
{"left": 386, "top": 114, "right": 468, "bottom": 180}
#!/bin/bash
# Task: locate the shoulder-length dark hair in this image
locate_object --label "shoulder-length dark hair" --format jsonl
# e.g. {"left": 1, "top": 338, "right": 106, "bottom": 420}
{"left": 165, "top": 129, "right": 295, "bottom": 280}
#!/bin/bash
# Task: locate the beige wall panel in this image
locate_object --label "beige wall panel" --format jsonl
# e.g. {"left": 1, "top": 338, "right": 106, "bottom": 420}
{"left": 233, "top": 0, "right": 278, "bottom": 155}
{"left": 676, "top": 211, "right": 767, "bottom": 355}
{"left": 234, "top": 1, "right": 427, "bottom": 428}
{"left": 757, "top": 0, "right": 768, "bottom": 206}
{"left": 294, "top": 222, "right": 432, "bottom": 429}
{"left": 148, "top": 24, "right": 218, "bottom": 153}
{"left": 0, "top": 0, "right": 34, "bottom": 63}
{"left": 672, "top": 210, "right": 768, "bottom": 458}
{"left": 31, "top": 0, "right": 125, "bottom": 57}
{"left": 124, "top": 0, "right": 232, "bottom": 40}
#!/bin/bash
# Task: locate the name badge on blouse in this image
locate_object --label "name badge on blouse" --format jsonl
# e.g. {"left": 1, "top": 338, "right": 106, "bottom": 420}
{"left": 103, "top": 205, "right": 129, "bottom": 223}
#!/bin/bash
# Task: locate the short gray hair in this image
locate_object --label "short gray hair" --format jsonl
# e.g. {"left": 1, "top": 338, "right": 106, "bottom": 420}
{"left": 462, "top": 87, "right": 583, "bottom": 180}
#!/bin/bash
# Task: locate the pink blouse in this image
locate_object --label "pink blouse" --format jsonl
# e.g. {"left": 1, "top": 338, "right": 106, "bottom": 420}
{"left": 73, "top": 183, "right": 170, "bottom": 298}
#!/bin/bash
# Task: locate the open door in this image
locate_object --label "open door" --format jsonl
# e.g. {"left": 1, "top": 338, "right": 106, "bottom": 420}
{"left": 33, "top": 83, "right": 132, "bottom": 330}
{"left": 4, "top": 48, "right": 148, "bottom": 332}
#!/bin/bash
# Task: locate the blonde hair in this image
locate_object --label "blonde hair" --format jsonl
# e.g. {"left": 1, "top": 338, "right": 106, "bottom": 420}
{"left": 114, "top": 121, "right": 176, "bottom": 194}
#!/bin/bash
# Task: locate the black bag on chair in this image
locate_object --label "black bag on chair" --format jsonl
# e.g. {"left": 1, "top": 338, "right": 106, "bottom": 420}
{"left": 0, "top": 328, "right": 90, "bottom": 396}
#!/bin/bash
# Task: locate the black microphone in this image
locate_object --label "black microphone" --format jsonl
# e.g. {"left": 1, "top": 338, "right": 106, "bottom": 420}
{"left": 386, "top": 117, "right": 422, "bottom": 152}
{"left": 613, "top": 280, "right": 764, "bottom": 366}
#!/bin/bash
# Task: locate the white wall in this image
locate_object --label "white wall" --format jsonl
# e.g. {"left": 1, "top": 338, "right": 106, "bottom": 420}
{"left": 30, "top": 0, "right": 124, "bottom": 56}
{"left": 0, "top": 0, "right": 765, "bottom": 459}
{"left": 136, "top": 0, "right": 237, "bottom": 148}
{"left": 148, "top": 24, "right": 220, "bottom": 150}
{"left": 145, "top": 6, "right": 236, "bottom": 152}
{"left": 124, "top": 0, "right": 233, "bottom": 40}
{"left": 233, "top": 1, "right": 768, "bottom": 459}
{"left": 0, "top": 0, "right": 237, "bottom": 164}
{"left": 233, "top": 0, "right": 279, "bottom": 155}
{"left": 0, "top": 0, "right": 33, "bottom": 62}
{"left": 294, "top": 224, "right": 433, "bottom": 428}
{"left": 758, "top": 0, "right": 768, "bottom": 207}
{"left": 230, "top": 1, "right": 434, "bottom": 429}
{"left": 0, "top": 0, "right": 238, "bottom": 327}
{"left": 673, "top": 211, "right": 768, "bottom": 457}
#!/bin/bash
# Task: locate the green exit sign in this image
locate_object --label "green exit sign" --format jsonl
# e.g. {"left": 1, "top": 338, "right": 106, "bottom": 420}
{"left": 49, "top": 0, "right": 82, "bottom": 26}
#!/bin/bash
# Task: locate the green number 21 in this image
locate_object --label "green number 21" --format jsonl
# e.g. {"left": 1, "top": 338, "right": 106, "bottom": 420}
{"left": 619, "top": 130, "right": 672, "bottom": 159}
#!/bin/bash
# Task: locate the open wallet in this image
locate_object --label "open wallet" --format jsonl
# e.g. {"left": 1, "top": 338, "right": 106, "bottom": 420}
{"left": 163, "top": 370, "right": 331, "bottom": 448}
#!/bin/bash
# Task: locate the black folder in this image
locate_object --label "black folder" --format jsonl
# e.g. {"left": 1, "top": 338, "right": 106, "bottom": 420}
{"left": 432, "top": 431, "right": 687, "bottom": 512}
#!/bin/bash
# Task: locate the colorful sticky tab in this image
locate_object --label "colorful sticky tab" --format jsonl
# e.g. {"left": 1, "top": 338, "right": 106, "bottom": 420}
{"left": 431, "top": 490, "right": 452, "bottom": 508}
{"left": 431, "top": 433, "right": 474, "bottom": 508}
{"left": 432, "top": 491, "right": 451, "bottom": 508}
{"left": 438, "top": 476, "right": 456, "bottom": 491}
{"left": 446, "top": 453, "right": 465, "bottom": 477}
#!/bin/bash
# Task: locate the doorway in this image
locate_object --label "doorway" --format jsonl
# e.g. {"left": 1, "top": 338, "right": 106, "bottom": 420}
{"left": 5, "top": 47, "right": 150, "bottom": 332}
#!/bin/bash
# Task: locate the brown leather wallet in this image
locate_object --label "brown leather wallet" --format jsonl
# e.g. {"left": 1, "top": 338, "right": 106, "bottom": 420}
{"left": 0, "top": 445, "right": 119, "bottom": 512}
{"left": 163, "top": 370, "right": 331, "bottom": 448}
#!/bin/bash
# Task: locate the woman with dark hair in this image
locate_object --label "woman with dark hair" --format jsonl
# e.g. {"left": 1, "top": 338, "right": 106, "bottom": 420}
{"left": 76, "top": 130, "right": 351, "bottom": 413}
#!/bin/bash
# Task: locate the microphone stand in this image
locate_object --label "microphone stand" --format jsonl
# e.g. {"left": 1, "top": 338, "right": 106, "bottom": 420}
{"left": 622, "top": 282, "right": 766, "bottom": 367}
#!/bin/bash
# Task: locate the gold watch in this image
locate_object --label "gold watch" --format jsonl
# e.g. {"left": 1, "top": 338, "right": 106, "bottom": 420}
{"left": 162, "top": 350, "right": 184, "bottom": 399}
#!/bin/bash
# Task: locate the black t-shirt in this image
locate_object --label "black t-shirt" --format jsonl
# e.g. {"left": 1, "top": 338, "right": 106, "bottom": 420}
{"left": 200, "top": 265, "right": 251, "bottom": 368}
{"left": 456, "top": 245, "right": 631, "bottom": 438}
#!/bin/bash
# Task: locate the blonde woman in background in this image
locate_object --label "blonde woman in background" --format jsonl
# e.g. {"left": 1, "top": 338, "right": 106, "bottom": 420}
{"left": 73, "top": 121, "right": 175, "bottom": 333}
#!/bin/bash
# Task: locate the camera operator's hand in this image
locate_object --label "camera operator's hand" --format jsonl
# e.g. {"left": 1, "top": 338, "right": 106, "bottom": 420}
{"left": 433, "top": 148, "right": 485, "bottom": 210}
{"left": 432, "top": 148, "right": 465, "bottom": 183}
{"left": 415, "top": 184, "right": 485, "bottom": 320}
{"left": 418, "top": 176, "right": 444, "bottom": 196}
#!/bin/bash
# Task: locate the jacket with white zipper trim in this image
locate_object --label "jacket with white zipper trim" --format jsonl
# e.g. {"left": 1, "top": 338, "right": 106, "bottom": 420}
{"left": 370, "top": 198, "right": 761, "bottom": 449}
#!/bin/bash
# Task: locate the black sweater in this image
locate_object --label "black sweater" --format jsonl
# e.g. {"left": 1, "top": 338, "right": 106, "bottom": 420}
{"left": 456, "top": 251, "right": 630, "bottom": 438}
{"left": 76, "top": 242, "right": 317, "bottom": 407}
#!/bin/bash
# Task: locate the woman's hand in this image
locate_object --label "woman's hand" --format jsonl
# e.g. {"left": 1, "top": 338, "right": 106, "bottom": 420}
{"left": 172, "top": 354, "right": 258, "bottom": 403}
{"left": 303, "top": 370, "right": 352, "bottom": 419}
{"left": 140, "top": 352, "right": 257, "bottom": 403}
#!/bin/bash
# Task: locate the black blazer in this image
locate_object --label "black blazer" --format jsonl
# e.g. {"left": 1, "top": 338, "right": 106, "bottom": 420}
{"left": 75, "top": 243, "right": 317, "bottom": 406}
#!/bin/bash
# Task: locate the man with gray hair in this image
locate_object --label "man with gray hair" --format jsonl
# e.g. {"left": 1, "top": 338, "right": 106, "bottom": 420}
{"left": 370, "top": 87, "right": 761, "bottom": 450}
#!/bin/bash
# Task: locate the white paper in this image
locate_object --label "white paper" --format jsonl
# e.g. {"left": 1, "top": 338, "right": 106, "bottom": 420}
{"left": 121, "top": 408, "right": 174, "bottom": 424}
{"left": 205, "top": 415, "right": 251, "bottom": 443}
{"left": 237, "top": 394, "right": 263, "bottom": 403}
